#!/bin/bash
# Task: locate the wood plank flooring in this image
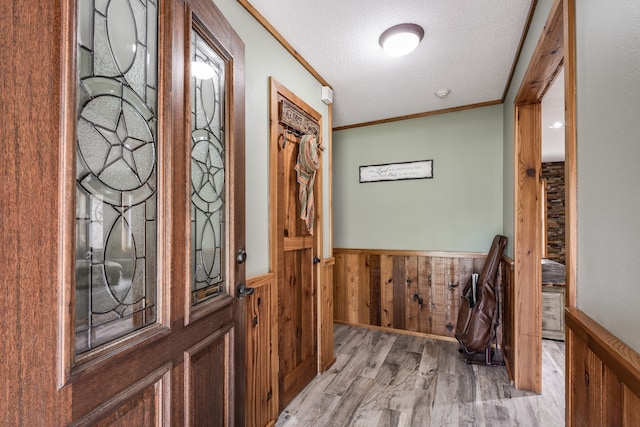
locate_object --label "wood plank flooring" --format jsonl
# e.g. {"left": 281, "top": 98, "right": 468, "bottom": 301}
{"left": 276, "top": 324, "right": 565, "bottom": 426}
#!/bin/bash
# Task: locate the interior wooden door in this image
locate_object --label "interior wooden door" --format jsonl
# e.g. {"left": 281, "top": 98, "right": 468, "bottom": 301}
{"left": 270, "top": 80, "right": 323, "bottom": 410}
{"left": 61, "top": 0, "right": 247, "bottom": 425}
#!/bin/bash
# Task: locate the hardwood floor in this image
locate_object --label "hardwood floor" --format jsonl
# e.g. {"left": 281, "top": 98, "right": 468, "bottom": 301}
{"left": 276, "top": 324, "right": 565, "bottom": 426}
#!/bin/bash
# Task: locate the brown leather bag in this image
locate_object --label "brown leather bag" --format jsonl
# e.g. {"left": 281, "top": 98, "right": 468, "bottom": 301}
{"left": 455, "top": 235, "right": 507, "bottom": 354}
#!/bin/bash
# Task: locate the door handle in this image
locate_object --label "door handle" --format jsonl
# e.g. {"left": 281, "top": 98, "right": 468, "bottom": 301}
{"left": 236, "top": 248, "right": 247, "bottom": 264}
{"left": 236, "top": 282, "right": 254, "bottom": 299}
{"left": 312, "top": 256, "right": 321, "bottom": 265}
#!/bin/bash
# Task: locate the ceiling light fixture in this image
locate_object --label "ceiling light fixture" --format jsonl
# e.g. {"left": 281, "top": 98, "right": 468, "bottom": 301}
{"left": 379, "top": 23, "right": 424, "bottom": 57}
{"left": 435, "top": 88, "right": 451, "bottom": 99}
{"left": 549, "top": 121, "right": 565, "bottom": 129}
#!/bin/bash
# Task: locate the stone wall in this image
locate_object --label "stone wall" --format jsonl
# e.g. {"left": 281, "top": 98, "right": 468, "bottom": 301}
{"left": 542, "top": 162, "right": 565, "bottom": 264}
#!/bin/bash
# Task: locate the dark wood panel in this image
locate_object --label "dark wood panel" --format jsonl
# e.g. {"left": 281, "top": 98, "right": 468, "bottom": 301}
{"left": 392, "top": 256, "right": 406, "bottom": 330}
{"left": 380, "top": 255, "right": 394, "bottom": 329}
{"left": 72, "top": 364, "right": 170, "bottom": 427}
{"left": 404, "top": 257, "right": 419, "bottom": 332}
{"left": 417, "top": 256, "right": 432, "bottom": 334}
{"left": 92, "top": 385, "right": 157, "bottom": 427}
{"left": 368, "top": 254, "right": 381, "bottom": 327}
{"left": 185, "top": 328, "right": 232, "bottom": 426}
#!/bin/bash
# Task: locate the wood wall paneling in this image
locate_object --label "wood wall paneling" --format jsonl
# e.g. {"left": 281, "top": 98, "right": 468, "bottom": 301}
{"left": 392, "top": 256, "right": 407, "bottom": 330}
{"left": 417, "top": 256, "right": 432, "bottom": 334}
{"left": 245, "top": 273, "right": 277, "bottom": 427}
{"left": 367, "top": 255, "right": 382, "bottom": 327}
{"left": 404, "top": 256, "right": 419, "bottom": 332}
{"left": 333, "top": 249, "right": 493, "bottom": 343}
{"left": 320, "top": 258, "right": 336, "bottom": 372}
{"left": 380, "top": 255, "right": 394, "bottom": 328}
{"left": 566, "top": 308, "right": 640, "bottom": 426}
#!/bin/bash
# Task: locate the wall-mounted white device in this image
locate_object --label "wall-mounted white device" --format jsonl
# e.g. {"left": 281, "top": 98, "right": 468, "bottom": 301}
{"left": 321, "top": 86, "right": 333, "bottom": 105}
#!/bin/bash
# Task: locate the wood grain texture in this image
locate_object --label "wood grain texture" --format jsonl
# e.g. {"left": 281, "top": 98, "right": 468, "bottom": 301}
{"left": 563, "top": 0, "right": 577, "bottom": 310}
{"left": 501, "top": 257, "right": 515, "bottom": 383}
{"left": 1, "top": 0, "right": 72, "bottom": 424}
{"left": 276, "top": 324, "right": 565, "bottom": 426}
{"left": 246, "top": 273, "right": 277, "bottom": 427}
{"left": 185, "top": 328, "right": 232, "bottom": 426}
{"left": 334, "top": 249, "right": 497, "bottom": 342}
{"left": 513, "top": 102, "right": 543, "bottom": 393}
{"left": 320, "top": 258, "right": 337, "bottom": 372}
{"left": 380, "top": 255, "right": 394, "bottom": 329}
{"left": 270, "top": 79, "right": 323, "bottom": 411}
{"left": 515, "top": 0, "right": 564, "bottom": 104}
{"left": 566, "top": 308, "right": 640, "bottom": 426}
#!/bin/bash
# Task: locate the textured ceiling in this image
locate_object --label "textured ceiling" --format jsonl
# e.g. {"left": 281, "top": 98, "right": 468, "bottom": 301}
{"left": 244, "top": 0, "right": 535, "bottom": 128}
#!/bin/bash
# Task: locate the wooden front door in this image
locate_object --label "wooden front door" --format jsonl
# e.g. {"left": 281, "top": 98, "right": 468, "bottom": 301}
{"left": 59, "top": 0, "right": 245, "bottom": 425}
{"left": 270, "top": 79, "right": 323, "bottom": 410}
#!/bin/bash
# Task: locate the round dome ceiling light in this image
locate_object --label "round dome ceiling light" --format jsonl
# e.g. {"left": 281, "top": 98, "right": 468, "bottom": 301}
{"left": 379, "top": 23, "right": 425, "bottom": 57}
{"left": 435, "top": 88, "right": 451, "bottom": 99}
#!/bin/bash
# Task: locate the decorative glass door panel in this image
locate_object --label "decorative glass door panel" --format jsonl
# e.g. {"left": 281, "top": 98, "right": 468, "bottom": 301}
{"left": 190, "top": 29, "right": 226, "bottom": 305}
{"left": 75, "top": 0, "right": 158, "bottom": 354}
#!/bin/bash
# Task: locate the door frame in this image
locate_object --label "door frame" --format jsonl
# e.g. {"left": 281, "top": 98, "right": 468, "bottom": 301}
{"left": 268, "top": 77, "right": 324, "bottom": 410}
{"left": 56, "top": 0, "right": 247, "bottom": 423}
{"left": 512, "top": 0, "right": 576, "bottom": 393}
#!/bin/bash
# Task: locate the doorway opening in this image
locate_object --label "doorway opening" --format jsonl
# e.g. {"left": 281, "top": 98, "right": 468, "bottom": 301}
{"left": 511, "top": 0, "right": 576, "bottom": 394}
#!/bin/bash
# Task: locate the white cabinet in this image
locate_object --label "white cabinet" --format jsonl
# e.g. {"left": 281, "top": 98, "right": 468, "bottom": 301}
{"left": 542, "top": 285, "right": 565, "bottom": 340}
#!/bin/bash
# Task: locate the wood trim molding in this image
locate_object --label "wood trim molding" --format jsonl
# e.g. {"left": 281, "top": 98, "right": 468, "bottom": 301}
{"left": 334, "top": 248, "right": 488, "bottom": 259}
{"left": 334, "top": 321, "right": 458, "bottom": 343}
{"left": 246, "top": 272, "right": 275, "bottom": 289}
{"left": 515, "top": 0, "right": 564, "bottom": 104}
{"left": 333, "top": 100, "right": 502, "bottom": 132}
{"left": 565, "top": 308, "right": 640, "bottom": 398}
{"left": 322, "top": 257, "right": 336, "bottom": 267}
{"left": 327, "top": 104, "right": 333, "bottom": 257}
{"left": 563, "top": 0, "right": 577, "bottom": 309}
{"left": 510, "top": 0, "right": 575, "bottom": 393}
{"left": 235, "top": 0, "right": 330, "bottom": 88}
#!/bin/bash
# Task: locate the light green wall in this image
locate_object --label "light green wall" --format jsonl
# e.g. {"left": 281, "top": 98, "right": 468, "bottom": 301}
{"left": 575, "top": 1, "right": 640, "bottom": 353}
{"left": 502, "top": 0, "right": 554, "bottom": 258}
{"left": 333, "top": 105, "right": 503, "bottom": 252}
{"left": 213, "top": 0, "right": 331, "bottom": 277}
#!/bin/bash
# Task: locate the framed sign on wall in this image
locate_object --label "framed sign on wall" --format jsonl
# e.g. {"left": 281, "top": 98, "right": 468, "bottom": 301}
{"left": 359, "top": 159, "right": 433, "bottom": 183}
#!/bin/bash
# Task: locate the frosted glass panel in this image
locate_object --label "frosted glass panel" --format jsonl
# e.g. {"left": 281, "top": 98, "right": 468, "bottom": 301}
{"left": 75, "top": 0, "right": 158, "bottom": 354}
{"left": 191, "top": 29, "right": 226, "bottom": 305}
